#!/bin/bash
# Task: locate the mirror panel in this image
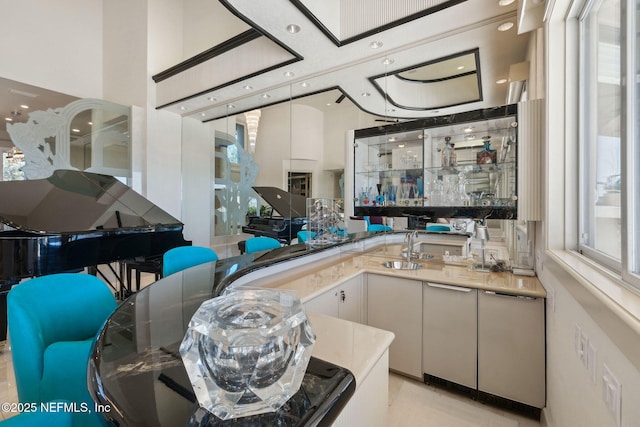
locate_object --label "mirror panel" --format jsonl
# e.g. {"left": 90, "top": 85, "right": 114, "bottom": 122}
{"left": 370, "top": 50, "right": 482, "bottom": 111}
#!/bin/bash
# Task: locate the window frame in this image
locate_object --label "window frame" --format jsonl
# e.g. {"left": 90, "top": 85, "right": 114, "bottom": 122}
{"left": 577, "top": 0, "right": 640, "bottom": 290}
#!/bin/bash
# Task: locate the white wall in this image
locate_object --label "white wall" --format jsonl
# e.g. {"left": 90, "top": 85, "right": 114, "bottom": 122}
{"left": 541, "top": 261, "right": 640, "bottom": 427}
{"left": 144, "top": 0, "right": 185, "bottom": 219}
{"left": 182, "top": 0, "right": 250, "bottom": 59}
{"left": 0, "top": 0, "right": 103, "bottom": 98}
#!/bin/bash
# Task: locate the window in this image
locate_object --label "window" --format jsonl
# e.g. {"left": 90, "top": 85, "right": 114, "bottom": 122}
{"left": 579, "top": 0, "right": 640, "bottom": 289}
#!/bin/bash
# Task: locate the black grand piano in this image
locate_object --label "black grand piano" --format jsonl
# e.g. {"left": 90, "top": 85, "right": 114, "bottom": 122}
{"left": 0, "top": 169, "right": 190, "bottom": 339}
{"left": 242, "top": 186, "right": 307, "bottom": 245}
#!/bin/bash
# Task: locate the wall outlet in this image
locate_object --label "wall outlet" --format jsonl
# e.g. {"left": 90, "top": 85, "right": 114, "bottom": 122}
{"left": 602, "top": 364, "right": 621, "bottom": 427}
{"left": 587, "top": 341, "right": 597, "bottom": 384}
{"left": 574, "top": 324, "right": 582, "bottom": 357}
{"left": 575, "top": 324, "right": 589, "bottom": 367}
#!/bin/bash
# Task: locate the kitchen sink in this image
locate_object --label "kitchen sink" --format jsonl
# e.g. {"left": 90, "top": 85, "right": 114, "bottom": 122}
{"left": 400, "top": 251, "right": 435, "bottom": 260}
{"left": 381, "top": 261, "right": 422, "bottom": 270}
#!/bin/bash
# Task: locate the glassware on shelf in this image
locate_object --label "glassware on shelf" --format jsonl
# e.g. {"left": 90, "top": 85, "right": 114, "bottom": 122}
{"left": 441, "top": 136, "right": 456, "bottom": 168}
{"left": 476, "top": 136, "right": 497, "bottom": 164}
{"left": 386, "top": 184, "right": 397, "bottom": 205}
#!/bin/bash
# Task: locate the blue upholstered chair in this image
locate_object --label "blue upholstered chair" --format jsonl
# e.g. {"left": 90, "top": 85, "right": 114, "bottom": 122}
{"left": 244, "top": 236, "right": 281, "bottom": 253}
{"left": 368, "top": 224, "right": 393, "bottom": 232}
{"left": 297, "top": 230, "right": 317, "bottom": 243}
{"left": 7, "top": 273, "right": 118, "bottom": 427}
{"left": 162, "top": 246, "right": 218, "bottom": 277}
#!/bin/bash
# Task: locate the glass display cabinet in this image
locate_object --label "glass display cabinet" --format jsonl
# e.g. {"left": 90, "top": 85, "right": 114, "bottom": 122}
{"left": 353, "top": 104, "right": 518, "bottom": 220}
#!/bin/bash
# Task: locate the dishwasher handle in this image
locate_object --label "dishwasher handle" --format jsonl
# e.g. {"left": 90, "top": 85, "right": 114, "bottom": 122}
{"left": 426, "top": 282, "right": 472, "bottom": 292}
{"left": 483, "top": 290, "right": 537, "bottom": 300}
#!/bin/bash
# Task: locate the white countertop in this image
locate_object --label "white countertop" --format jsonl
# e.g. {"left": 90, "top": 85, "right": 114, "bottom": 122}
{"left": 307, "top": 312, "right": 394, "bottom": 389}
{"left": 263, "top": 244, "right": 546, "bottom": 303}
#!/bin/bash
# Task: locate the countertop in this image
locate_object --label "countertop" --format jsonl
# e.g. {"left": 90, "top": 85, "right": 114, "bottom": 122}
{"left": 307, "top": 312, "right": 394, "bottom": 388}
{"left": 262, "top": 243, "right": 546, "bottom": 301}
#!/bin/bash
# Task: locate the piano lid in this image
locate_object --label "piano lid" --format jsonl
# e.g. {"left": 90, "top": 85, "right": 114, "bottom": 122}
{"left": 0, "top": 169, "right": 182, "bottom": 234}
{"left": 253, "top": 186, "right": 307, "bottom": 218}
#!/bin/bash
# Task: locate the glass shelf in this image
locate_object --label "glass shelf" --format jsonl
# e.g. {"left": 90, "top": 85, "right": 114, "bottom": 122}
{"left": 352, "top": 105, "right": 518, "bottom": 219}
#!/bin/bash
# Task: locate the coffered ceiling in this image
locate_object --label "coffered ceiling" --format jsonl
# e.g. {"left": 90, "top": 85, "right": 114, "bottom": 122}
{"left": 155, "top": 0, "right": 542, "bottom": 122}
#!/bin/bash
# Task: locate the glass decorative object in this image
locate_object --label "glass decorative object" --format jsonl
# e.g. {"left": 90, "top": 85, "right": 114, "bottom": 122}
{"left": 179, "top": 288, "right": 316, "bottom": 420}
{"left": 476, "top": 136, "right": 497, "bottom": 164}
{"left": 305, "top": 198, "right": 347, "bottom": 246}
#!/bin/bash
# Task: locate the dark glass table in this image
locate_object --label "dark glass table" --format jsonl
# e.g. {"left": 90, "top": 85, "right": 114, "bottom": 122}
{"left": 88, "top": 255, "right": 356, "bottom": 427}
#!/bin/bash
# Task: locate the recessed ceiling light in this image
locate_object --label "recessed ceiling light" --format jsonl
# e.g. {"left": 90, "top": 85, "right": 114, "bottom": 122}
{"left": 4, "top": 117, "right": 12, "bottom": 122}
{"left": 388, "top": 137, "right": 397, "bottom": 142}
{"left": 464, "top": 126, "right": 474, "bottom": 132}
{"left": 370, "top": 41, "right": 383, "bottom": 49}
{"left": 382, "top": 58, "right": 394, "bottom": 65}
{"left": 207, "top": 96, "right": 216, "bottom": 102}
{"left": 498, "top": 22, "right": 514, "bottom": 32}
{"left": 201, "top": 112, "right": 206, "bottom": 117}
{"left": 286, "top": 24, "right": 300, "bottom": 33}
{"left": 496, "top": 78, "right": 508, "bottom": 84}
{"left": 466, "top": 134, "right": 476, "bottom": 140}
{"left": 300, "top": 82, "right": 310, "bottom": 88}
{"left": 20, "top": 104, "right": 29, "bottom": 109}
{"left": 283, "top": 71, "right": 295, "bottom": 77}
{"left": 361, "top": 92, "right": 371, "bottom": 97}
{"left": 498, "top": 0, "right": 515, "bottom": 5}
{"left": 261, "top": 93, "right": 271, "bottom": 99}
{"left": 326, "top": 103, "right": 332, "bottom": 106}
{"left": 180, "top": 106, "right": 187, "bottom": 111}
{"left": 243, "top": 85, "right": 253, "bottom": 90}
{"left": 457, "top": 66, "right": 465, "bottom": 70}
{"left": 228, "top": 104, "right": 236, "bottom": 109}
{"left": 398, "top": 144, "right": 405, "bottom": 148}
{"left": 88, "top": 121, "right": 93, "bottom": 126}
{"left": 72, "top": 128, "right": 80, "bottom": 133}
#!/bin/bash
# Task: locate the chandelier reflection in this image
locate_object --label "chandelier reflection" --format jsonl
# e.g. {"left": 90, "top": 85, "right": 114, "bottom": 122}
{"left": 244, "top": 109, "right": 261, "bottom": 153}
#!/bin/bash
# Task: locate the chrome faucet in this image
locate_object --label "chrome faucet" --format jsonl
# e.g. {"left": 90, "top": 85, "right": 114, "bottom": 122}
{"left": 404, "top": 230, "right": 419, "bottom": 260}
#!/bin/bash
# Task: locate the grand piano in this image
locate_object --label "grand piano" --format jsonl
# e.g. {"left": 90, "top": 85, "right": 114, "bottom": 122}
{"left": 0, "top": 169, "right": 190, "bottom": 339}
{"left": 242, "top": 186, "right": 307, "bottom": 245}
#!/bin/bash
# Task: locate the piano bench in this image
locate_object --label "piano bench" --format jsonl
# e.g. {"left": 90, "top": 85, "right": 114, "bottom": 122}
{"left": 123, "top": 257, "right": 161, "bottom": 292}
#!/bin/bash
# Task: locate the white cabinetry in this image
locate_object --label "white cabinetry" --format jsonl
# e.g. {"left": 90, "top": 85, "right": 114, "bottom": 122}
{"left": 366, "top": 274, "right": 422, "bottom": 378}
{"left": 422, "top": 282, "right": 477, "bottom": 389}
{"left": 304, "top": 276, "right": 363, "bottom": 323}
{"left": 477, "top": 290, "right": 545, "bottom": 408}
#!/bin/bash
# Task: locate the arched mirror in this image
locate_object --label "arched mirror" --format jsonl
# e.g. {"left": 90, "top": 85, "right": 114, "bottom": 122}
{"left": 2, "top": 77, "right": 132, "bottom": 182}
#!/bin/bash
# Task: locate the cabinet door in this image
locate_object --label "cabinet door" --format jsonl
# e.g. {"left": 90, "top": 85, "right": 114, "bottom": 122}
{"left": 422, "top": 282, "right": 477, "bottom": 389}
{"left": 478, "top": 290, "right": 545, "bottom": 408}
{"left": 304, "top": 289, "right": 339, "bottom": 318}
{"left": 338, "top": 275, "right": 363, "bottom": 323}
{"left": 367, "top": 274, "right": 422, "bottom": 378}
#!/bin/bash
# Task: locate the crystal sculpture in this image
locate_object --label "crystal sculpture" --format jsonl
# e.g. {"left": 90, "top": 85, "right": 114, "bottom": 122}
{"left": 179, "top": 288, "right": 316, "bottom": 420}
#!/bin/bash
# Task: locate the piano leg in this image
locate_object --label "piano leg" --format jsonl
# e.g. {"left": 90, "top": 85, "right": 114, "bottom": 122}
{"left": 0, "top": 290, "right": 7, "bottom": 341}
{"left": 89, "top": 264, "right": 132, "bottom": 300}
{"left": 0, "top": 281, "right": 18, "bottom": 341}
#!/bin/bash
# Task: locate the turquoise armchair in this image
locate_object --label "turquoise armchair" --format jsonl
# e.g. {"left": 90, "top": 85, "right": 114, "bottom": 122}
{"left": 297, "top": 230, "right": 317, "bottom": 243}
{"left": 162, "top": 246, "right": 218, "bottom": 277}
{"left": 244, "top": 236, "right": 281, "bottom": 253}
{"left": 7, "top": 273, "right": 118, "bottom": 427}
